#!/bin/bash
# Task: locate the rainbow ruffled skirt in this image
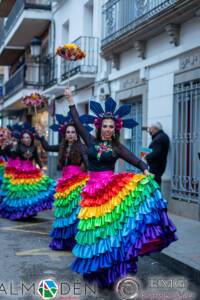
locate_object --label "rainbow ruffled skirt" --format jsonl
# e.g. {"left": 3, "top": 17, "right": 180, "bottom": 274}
{"left": 0, "top": 156, "right": 6, "bottom": 189}
{"left": 49, "top": 165, "right": 88, "bottom": 250}
{"left": 1, "top": 158, "right": 19, "bottom": 198}
{"left": 72, "top": 171, "right": 178, "bottom": 287}
{"left": 0, "top": 159, "right": 55, "bottom": 220}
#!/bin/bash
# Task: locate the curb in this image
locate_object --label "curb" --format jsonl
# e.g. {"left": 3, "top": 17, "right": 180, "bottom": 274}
{"left": 151, "top": 252, "right": 200, "bottom": 284}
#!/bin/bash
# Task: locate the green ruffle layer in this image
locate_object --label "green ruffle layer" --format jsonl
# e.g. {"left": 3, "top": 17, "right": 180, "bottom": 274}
{"left": 54, "top": 186, "right": 83, "bottom": 207}
{"left": 7, "top": 176, "right": 54, "bottom": 199}
{"left": 54, "top": 194, "right": 81, "bottom": 218}
{"left": 77, "top": 176, "right": 158, "bottom": 234}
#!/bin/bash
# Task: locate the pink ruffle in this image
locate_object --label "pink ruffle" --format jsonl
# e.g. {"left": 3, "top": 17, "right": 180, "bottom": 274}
{"left": 82, "top": 171, "right": 114, "bottom": 195}
{"left": 6, "top": 158, "right": 21, "bottom": 168}
{"left": 61, "top": 165, "right": 83, "bottom": 179}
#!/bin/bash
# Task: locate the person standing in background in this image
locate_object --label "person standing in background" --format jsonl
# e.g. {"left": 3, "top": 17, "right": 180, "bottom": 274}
{"left": 145, "top": 122, "right": 170, "bottom": 186}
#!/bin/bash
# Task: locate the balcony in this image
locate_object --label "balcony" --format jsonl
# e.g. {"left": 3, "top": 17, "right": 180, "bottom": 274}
{"left": 4, "top": 63, "right": 44, "bottom": 100}
{"left": 0, "top": 86, "right": 3, "bottom": 98}
{"left": 41, "top": 55, "right": 58, "bottom": 89}
{"left": 3, "top": 57, "right": 58, "bottom": 103}
{"left": 0, "top": 0, "right": 51, "bottom": 65}
{"left": 101, "top": 0, "right": 200, "bottom": 57}
{"left": 61, "top": 36, "right": 99, "bottom": 88}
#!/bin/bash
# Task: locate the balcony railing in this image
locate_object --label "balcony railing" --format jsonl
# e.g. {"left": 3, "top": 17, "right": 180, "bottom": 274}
{"left": 4, "top": 63, "right": 44, "bottom": 99}
{"left": 0, "top": 0, "right": 51, "bottom": 46}
{"left": 41, "top": 55, "right": 58, "bottom": 89}
{"left": 0, "top": 86, "right": 3, "bottom": 98}
{"left": 102, "top": 0, "right": 177, "bottom": 46}
{"left": 61, "top": 36, "right": 99, "bottom": 81}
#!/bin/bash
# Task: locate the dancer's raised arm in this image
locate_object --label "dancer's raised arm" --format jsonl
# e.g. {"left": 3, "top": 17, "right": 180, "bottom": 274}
{"left": 65, "top": 88, "right": 92, "bottom": 146}
{"left": 33, "top": 147, "right": 43, "bottom": 169}
{"left": 38, "top": 136, "right": 59, "bottom": 153}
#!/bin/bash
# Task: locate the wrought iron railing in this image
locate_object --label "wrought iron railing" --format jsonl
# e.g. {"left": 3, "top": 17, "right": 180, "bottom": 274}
{"left": 102, "top": 0, "right": 177, "bottom": 46}
{"left": 61, "top": 36, "right": 99, "bottom": 81}
{"left": 4, "top": 63, "right": 44, "bottom": 98}
{"left": 4, "top": 65, "right": 25, "bottom": 97}
{"left": 0, "top": 86, "right": 3, "bottom": 98}
{"left": 41, "top": 55, "right": 58, "bottom": 89}
{"left": 25, "top": 0, "right": 52, "bottom": 10}
{"left": 0, "top": 26, "right": 4, "bottom": 48}
{"left": 0, "top": 0, "right": 51, "bottom": 47}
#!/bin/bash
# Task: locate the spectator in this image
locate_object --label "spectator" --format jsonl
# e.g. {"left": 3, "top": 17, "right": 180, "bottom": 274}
{"left": 145, "top": 122, "right": 170, "bottom": 186}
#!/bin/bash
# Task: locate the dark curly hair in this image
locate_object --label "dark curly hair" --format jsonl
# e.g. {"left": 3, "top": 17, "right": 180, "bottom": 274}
{"left": 96, "top": 117, "right": 120, "bottom": 146}
{"left": 20, "top": 130, "right": 34, "bottom": 145}
{"left": 58, "top": 124, "right": 83, "bottom": 168}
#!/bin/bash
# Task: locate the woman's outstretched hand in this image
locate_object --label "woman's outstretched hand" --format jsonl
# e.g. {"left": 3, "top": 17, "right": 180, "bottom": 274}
{"left": 144, "top": 169, "right": 154, "bottom": 177}
{"left": 35, "top": 125, "right": 44, "bottom": 138}
{"left": 65, "top": 88, "right": 74, "bottom": 105}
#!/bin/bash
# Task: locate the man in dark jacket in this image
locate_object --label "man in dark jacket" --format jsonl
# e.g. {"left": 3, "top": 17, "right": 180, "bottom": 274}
{"left": 145, "top": 122, "right": 170, "bottom": 186}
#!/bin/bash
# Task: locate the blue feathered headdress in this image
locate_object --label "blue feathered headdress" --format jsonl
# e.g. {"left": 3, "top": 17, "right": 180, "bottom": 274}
{"left": 50, "top": 112, "right": 93, "bottom": 135}
{"left": 80, "top": 97, "right": 138, "bottom": 130}
{"left": 7, "top": 123, "right": 35, "bottom": 139}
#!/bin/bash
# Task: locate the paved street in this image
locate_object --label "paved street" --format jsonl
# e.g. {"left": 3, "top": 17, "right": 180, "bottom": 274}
{"left": 0, "top": 211, "right": 199, "bottom": 300}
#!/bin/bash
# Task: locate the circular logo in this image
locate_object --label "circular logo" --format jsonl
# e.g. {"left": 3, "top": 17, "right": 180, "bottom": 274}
{"left": 115, "top": 277, "right": 140, "bottom": 300}
{"left": 38, "top": 279, "right": 58, "bottom": 299}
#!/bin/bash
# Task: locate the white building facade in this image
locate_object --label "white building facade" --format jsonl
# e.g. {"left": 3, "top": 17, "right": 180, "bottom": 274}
{"left": 99, "top": 0, "right": 200, "bottom": 220}
{"left": 0, "top": 0, "right": 200, "bottom": 220}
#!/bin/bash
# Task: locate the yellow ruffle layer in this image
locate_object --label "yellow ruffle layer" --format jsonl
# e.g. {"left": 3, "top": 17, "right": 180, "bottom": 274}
{"left": 78, "top": 174, "right": 145, "bottom": 219}
{"left": 11, "top": 177, "right": 42, "bottom": 185}
{"left": 55, "top": 178, "right": 88, "bottom": 199}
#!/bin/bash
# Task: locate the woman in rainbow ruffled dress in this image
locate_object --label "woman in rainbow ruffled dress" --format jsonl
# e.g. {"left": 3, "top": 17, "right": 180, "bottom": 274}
{"left": 0, "top": 128, "right": 11, "bottom": 193}
{"left": 0, "top": 126, "right": 21, "bottom": 200}
{"left": 0, "top": 124, "right": 55, "bottom": 220}
{"left": 65, "top": 88, "right": 178, "bottom": 288}
{"left": 36, "top": 113, "right": 90, "bottom": 250}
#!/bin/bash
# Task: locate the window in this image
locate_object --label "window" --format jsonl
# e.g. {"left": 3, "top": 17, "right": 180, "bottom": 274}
{"left": 121, "top": 99, "right": 142, "bottom": 173}
{"left": 84, "top": 0, "right": 93, "bottom": 36}
{"left": 172, "top": 80, "right": 200, "bottom": 202}
{"left": 62, "top": 20, "right": 69, "bottom": 44}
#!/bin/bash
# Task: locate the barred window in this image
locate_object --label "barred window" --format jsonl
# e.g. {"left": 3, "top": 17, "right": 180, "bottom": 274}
{"left": 172, "top": 80, "right": 200, "bottom": 202}
{"left": 121, "top": 100, "right": 142, "bottom": 173}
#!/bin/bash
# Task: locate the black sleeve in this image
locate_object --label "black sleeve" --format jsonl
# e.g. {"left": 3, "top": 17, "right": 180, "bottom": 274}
{"left": 33, "top": 147, "right": 43, "bottom": 169}
{"left": 39, "top": 136, "right": 59, "bottom": 152}
{"left": 1, "top": 145, "right": 9, "bottom": 157}
{"left": 0, "top": 149, "right": 4, "bottom": 156}
{"left": 116, "top": 143, "right": 148, "bottom": 172}
{"left": 79, "top": 142, "right": 89, "bottom": 170}
{"left": 4, "top": 144, "right": 17, "bottom": 158}
{"left": 15, "top": 144, "right": 21, "bottom": 158}
{"left": 69, "top": 104, "right": 93, "bottom": 146}
{"left": 0, "top": 145, "right": 8, "bottom": 156}
{"left": 145, "top": 140, "right": 162, "bottom": 163}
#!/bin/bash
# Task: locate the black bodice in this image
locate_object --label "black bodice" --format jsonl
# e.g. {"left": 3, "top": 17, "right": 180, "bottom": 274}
{"left": 17, "top": 143, "right": 42, "bottom": 168}
{"left": 69, "top": 105, "right": 148, "bottom": 172}
{"left": 88, "top": 141, "right": 118, "bottom": 172}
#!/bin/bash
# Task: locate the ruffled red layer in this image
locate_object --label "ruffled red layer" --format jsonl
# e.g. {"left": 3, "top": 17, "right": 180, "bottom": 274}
{"left": 80, "top": 173, "right": 134, "bottom": 207}
{"left": 56, "top": 173, "right": 88, "bottom": 193}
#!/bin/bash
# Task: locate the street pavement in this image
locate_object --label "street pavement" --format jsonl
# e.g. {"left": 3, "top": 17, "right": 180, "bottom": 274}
{"left": 0, "top": 211, "right": 199, "bottom": 300}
